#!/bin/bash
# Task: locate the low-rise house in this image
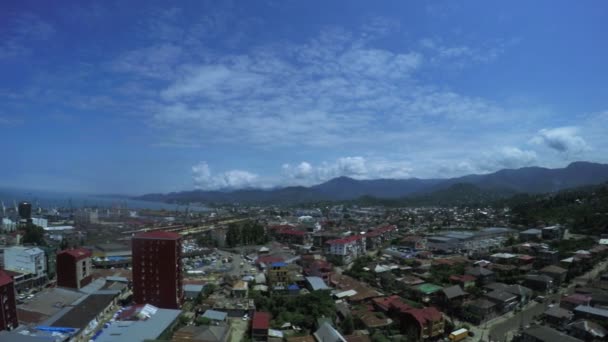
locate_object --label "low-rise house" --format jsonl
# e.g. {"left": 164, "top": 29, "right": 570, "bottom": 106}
{"left": 173, "top": 325, "right": 230, "bottom": 342}
{"left": 540, "top": 265, "right": 568, "bottom": 286}
{"left": 542, "top": 225, "right": 563, "bottom": 240}
{"left": 313, "top": 322, "right": 346, "bottom": 342}
{"left": 184, "top": 284, "right": 205, "bottom": 300}
{"left": 95, "top": 304, "right": 182, "bottom": 342}
{"left": 232, "top": 281, "right": 249, "bottom": 298}
{"left": 449, "top": 274, "right": 476, "bottom": 289}
{"left": 252, "top": 312, "right": 271, "bottom": 342}
{"left": 504, "top": 284, "right": 533, "bottom": 305}
{"left": 523, "top": 274, "right": 554, "bottom": 292}
{"left": 567, "top": 319, "right": 607, "bottom": 341}
{"left": 401, "top": 236, "right": 427, "bottom": 250}
{"left": 305, "top": 276, "right": 329, "bottom": 291}
{"left": 519, "top": 325, "right": 582, "bottom": 342}
{"left": 484, "top": 290, "right": 518, "bottom": 313}
{"left": 538, "top": 250, "right": 560, "bottom": 266}
{"left": 353, "top": 308, "right": 393, "bottom": 331}
{"left": 303, "top": 260, "right": 333, "bottom": 283}
{"left": 544, "top": 306, "right": 573, "bottom": 330}
{"left": 465, "top": 266, "right": 495, "bottom": 285}
{"left": 440, "top": 285, "right": 467, "bottom": 308}
{"left": 573, "top": 305, "right": 608, "bottom": 322}
{"left": 201, "top": 309, "right": 228, "bottom": 323}
{"left": 465, "top": 299, "right": 497, "bottom": 324}
{"left": 560, "top": 294, "right": 591, "bottom": 311}
{"left": 398, "top": 307, "right": 445, "bottom": 340}
{"left": 412, "top": 283, "right": 443, "bottom": 303}
{"left": 519, "top": 229, "right": 542, "bottom": 242}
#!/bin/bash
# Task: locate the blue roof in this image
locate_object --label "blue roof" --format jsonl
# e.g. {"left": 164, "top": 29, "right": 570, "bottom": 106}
{"left": 305, "top": 276, "right": 330, "bottom": 291}
{"left": 288, "top": 284, "right": 300, "bottom": 290}
{"left": 202, "top": 309, "right": 228, "bottom": 321}
{"left": 271, "top": 262, "right": 287, "bottom": 267}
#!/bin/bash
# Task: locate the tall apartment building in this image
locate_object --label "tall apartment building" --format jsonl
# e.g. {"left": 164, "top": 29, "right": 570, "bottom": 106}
{"left": 132, "top": 231, "right": 183, "bottom": 309}
{"left": 0, "top": 270, "right": 18, "bottom": 331}
{"left": 56, "top": 248, "right": 93, "bottom": 289}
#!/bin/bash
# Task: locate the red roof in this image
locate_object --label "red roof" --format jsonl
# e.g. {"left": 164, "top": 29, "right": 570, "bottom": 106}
{"left": 0, "top": 270, "right": 13, "bottom": 287}
{"left": 326, "top": 235, "right": 364, "bottom": 245}
{"left": 134, "top": 231, "right": 181, "bottom": 240}
{"left": 366, "top": 225, "right": 397, "bottom": 237}
{"left": 59, "top": 248, "right": 92, "bottom": 260}
{"left": 449, "top": 274, "right": 476, "bottom": 283}
{"left": 269, "top": 224, "right": 296, "bottom": 231}
{"left": 257, "top": 256, "right": 284, "bottom": 265}
{"left": 404, "top": 307, "right": 443, "bottom": 327}
{"left": 373, "top": 295, "right": 411, "bottom": 312}
{"left": 252, "top": 311, "right": 270, "bottom": 330}
{"left": 278, "top": 229, "right": 305, "bottom": 236}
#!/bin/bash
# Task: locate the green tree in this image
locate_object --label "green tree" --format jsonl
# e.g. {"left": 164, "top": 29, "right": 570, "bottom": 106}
{"left": 22, "top": 223, "right": 47, "bottom": 246}
{"left": 195, "top": 316, "right": 211, "bottom": 326}
{"left": 340, "top": 315, "right": 354, "bottom": 335}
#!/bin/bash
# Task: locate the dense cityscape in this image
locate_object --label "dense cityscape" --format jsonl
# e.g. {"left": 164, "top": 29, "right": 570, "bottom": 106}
{"left": 2, "top": 1, "right": 608, "bottom": 342}
{"left": 0, "top": 186, "right": 607, "bottom": 342}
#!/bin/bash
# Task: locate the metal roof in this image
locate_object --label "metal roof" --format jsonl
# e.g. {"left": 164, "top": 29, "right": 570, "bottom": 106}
{"left": 202, "top": 310, "right": 228, "bottom": 321}
{"left": 305, "top": 276, "right": 329, "bottom": 291}
{"left": 95, "top": 307, "right": 181, "bottom": 342}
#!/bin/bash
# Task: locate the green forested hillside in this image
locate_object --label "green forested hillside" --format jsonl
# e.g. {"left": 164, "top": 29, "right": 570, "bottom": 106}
{"left": 504, "top": 183, "right": 608, "bottom": 235}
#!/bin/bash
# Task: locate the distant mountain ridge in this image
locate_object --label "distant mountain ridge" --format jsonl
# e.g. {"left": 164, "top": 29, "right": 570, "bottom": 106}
{"left": 135, "top": 161, "right": 608, "bottom": 205}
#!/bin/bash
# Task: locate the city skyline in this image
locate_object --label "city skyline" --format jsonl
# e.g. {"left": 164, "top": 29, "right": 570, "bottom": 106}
{"left": 1, "top": 1, "right": 608, "bottom": 194}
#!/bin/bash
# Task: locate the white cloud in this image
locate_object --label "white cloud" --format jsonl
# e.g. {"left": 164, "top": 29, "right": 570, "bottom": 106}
{"left": 478, "top": 147, "right": 538, "bottom": 171}
{"left": 192, "top": 161, "right": 259, "bottom": 190}
{"left": 532, "top": 127, "right": 589, "bottom": 154}
{"left": 282, "top": 156, "right": 413, "bottom": 185}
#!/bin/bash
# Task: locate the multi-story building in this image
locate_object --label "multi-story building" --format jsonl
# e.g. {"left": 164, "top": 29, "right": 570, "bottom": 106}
{"left": 3, "top": 246, "right": 47, "bottom": 289}
{"left": 0, "top": 270, "right": 18, "bottom": 331}
{"left": 365, "top": 225, "right": 397, "bottom": 250}
{"left": 56, "top": 248, "right": 93, "bottom": 290}
{"left": 74, "top": 210, "right": 99, "bottom": 225}
{"left": 31, "top": 217, "right": 48, "bottom": 228}
{"left": 132, "top": 231, "right": 183, "bottom": 309}
{"left": 325, "top": 235, "right": 366, "bottom": 264}
{"left": 267, "top": 262, "right": 289, "bottom": 288}
{"left": 1, "top": 218, "right": 17, "bottom": 232}
{"left": 399, "top": 306, "right": 445, "bottom": 340}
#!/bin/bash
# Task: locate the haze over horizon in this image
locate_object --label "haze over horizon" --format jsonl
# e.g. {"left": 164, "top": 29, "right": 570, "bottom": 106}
{"left": 1, "top": 1, "right": 607, "bottom": 194}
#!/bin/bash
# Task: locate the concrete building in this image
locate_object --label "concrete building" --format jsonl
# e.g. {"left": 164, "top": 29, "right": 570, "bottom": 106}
{"left": 132, "top": 231, "right": 183, "bottom": 309}
{"left": 31, "top": 217, "right": 48, "bottom": 228}
{"left": 56, "top": 248, "right": 93, "bottom": 290}
{"left": 1, "top": 218, "right": 16, "bottom": 232}
{"left": 3, "top": 246, "right": 47, "bottom": 288}
{"left": 268, "top": 262, "right": 289, "bottom": 288}
{"left": 519, "top": 229, "right": 542, "bottom": 242}
{"left": 324, "top": 234, "right": 366, "bottom": 264}
{"left": 0, "top": 270, "right": 18, "bottom": 331}
{"left": 74, "top": 210, "right": 99, "bottom": 225}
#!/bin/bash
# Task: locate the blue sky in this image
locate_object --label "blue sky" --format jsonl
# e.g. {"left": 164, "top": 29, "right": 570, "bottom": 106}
{"left": 1, "top": 0, "right": 607, "bottom": 194}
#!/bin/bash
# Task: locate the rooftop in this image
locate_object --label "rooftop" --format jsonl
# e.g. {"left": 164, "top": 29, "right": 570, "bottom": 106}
{"left": 252, "top": 311, "right": 271, "bottom": 330}
{"left": 134, "top": 231, "right": 181, "bottom": 240}
{"left": 522, "top": 325, "right": 582, "bottom": 342}
{"left": 95, "top": 306, "right": 181, "bottom": 342}
{"left": 58, "top": 248, "right": 92, "bottom": 260}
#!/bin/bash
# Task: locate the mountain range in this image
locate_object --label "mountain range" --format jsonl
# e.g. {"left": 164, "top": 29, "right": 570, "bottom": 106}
{"left": 135, "top": 161, "right": 608, "bottom": 205}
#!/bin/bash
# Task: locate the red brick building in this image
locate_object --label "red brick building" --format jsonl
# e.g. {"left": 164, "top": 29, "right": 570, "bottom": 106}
{"left": 132, "top": 231, "right": 183, "bottom": 309}
{"left": 0, "top": 270, "right": 18, "bottom": 331}
{"left": 56, "top": 248, "right": 93, "bottom": 290}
